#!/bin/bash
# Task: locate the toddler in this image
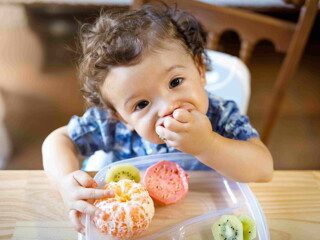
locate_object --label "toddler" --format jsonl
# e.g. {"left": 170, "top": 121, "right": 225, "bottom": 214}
{"left": 42, "top": 4, "right": 273, "bottom": 234}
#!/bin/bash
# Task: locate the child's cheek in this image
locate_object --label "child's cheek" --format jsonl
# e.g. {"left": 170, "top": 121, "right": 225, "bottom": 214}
{"left": 137, "top": 120, "right": 161, "bottom": 143}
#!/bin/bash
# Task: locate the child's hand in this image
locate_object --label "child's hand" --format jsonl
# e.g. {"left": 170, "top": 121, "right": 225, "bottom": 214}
{"left": 156, "top": 108, "right": 214, "bottom": 155}
{"left": 59, "top": 170, "right": 115, "bottom": 235}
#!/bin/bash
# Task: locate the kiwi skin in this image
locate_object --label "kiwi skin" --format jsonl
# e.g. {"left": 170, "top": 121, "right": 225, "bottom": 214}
{"left": 211, "top": 215, "right": 243, "bottom": 240}
{"left": 105, "top": 164, "right": 141, "bottom": 183}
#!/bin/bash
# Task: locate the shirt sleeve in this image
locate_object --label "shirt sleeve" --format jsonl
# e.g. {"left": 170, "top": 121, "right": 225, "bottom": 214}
{"left": 210, "top": 97, "right": 259, "bottom": 140}
{"left": 67, "top": 107, "right": 117, "bottom": 156}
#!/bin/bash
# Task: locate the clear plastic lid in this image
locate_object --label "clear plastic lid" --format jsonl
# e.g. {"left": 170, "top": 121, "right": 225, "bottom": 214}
{"left": 79, "top": 152, "right": 269, "bottom": 240}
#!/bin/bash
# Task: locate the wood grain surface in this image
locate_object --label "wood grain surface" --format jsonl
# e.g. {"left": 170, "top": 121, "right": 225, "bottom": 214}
{"left": 0, "top": 170, "right": 319, "bottom": 240}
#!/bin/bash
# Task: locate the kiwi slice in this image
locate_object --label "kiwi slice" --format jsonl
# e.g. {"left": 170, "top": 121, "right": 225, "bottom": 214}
{"left": 105, "top": 163, "right": 140, "bottom": 183}
{"left": 237, "top": 215, "right": 257, "bottom": 240}
{"left": 211, "top": 215, "right": 243, "bottom": 240}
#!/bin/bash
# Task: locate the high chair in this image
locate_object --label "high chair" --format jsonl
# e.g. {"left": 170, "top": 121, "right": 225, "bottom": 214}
{"left": 131, "top": 0, "right": 319, "bottom": 144}
{"left": 0, "top": 91, "right": 11, "bottom": 169}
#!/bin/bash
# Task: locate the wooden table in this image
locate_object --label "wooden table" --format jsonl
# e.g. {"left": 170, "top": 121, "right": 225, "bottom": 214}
{"left": 0, "top": 170, "right": 319, "bottom": 240}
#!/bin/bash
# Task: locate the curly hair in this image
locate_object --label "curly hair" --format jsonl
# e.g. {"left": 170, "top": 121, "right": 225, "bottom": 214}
{"left": 78, "top": 4, "right": 210, "bottom": 110}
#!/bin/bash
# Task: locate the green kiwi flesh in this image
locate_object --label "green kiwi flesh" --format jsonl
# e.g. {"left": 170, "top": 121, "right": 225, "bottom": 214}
{"left": 105, "top": 164, "right": 140, "bottom": 183}
{"left": 237, "top": 215, "right": 257, "bottom": 240}
{"left": 211, "top": 215, "right": 243, "bottom": 240}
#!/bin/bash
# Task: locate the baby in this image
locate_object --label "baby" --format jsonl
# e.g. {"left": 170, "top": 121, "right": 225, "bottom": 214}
{"left": 42, "top": 4, "right": 273, "bottom": 234}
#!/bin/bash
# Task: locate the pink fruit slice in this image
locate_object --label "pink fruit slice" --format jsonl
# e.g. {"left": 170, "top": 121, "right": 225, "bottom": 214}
{"left": 143, "top": 160, "right": 189, "bottom": 205}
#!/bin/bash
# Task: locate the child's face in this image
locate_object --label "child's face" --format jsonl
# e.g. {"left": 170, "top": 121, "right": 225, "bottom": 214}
{"left": 101, "top": 41, "right": 209, "bottom": 144}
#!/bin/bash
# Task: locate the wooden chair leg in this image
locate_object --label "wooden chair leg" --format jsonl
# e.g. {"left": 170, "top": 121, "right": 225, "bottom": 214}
{"left": 261, "top": 0, "right": 319, "bottom": 144}
{"left": 240, "top": 40, "right": 255, "bottom": 65}
{"left": 131, "top": 0, "right": 148, "bottom": 9}
{"left": 207, "top": 32, "right": 220, "bottom": 50}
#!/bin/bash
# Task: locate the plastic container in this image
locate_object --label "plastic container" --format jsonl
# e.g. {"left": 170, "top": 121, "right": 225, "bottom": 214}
{"left": 79, "top": 152, "right": 269, "bottom": 240}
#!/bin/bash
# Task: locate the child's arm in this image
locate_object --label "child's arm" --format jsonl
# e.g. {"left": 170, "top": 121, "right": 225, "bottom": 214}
{"left": 195, "top": 134, "right": 273, "bottom": 182}
{"left": 156, "top": 109, "right": 273, "bottom": 183}
{"left": 42, "top": 126, "right": 80, "bottom": 179}
{"left": 42, "top": 126, "right": 114, "bottom": 234}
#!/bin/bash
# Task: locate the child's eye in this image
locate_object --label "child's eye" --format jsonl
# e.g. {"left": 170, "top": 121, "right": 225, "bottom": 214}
{"left": 169, "top": 78, "right": 183, "bottom": 89}
{"left": 135, "top": 100, "right": 149, "bottom": 111}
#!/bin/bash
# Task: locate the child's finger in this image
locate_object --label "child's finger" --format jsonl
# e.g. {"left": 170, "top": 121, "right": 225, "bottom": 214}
{"left": 72, "top": 200, "right": 105, "bottom": 219}
{"left": 163, "top": 117, "right": 185, "bottom": 132}
{"left": 173, "top": 108, "right": 191, "bottom": 123}
{"left": 156, "top": 125, "right": 166, "bottom": 139}
{"left": 72, "top": 170, "right": 97, "bottom": 188}
{"left": 156, "top": 126, "right": 178, "bottom": 141}
{"left": 69, "top": 209, "right": 85, "bottom": 235}
{"left": 77, "top": 187, "right": 115, "bottom": 200}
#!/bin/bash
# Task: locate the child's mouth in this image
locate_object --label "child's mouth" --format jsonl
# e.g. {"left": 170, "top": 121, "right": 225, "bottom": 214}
{"left": 156, "top": 104, "right": 194, "bottom": 128}
{"left": 160, "top": 114, "right": 173, "bottom": 127}
{"left": 157, "top": 114, "right": 173, "bottom": 128}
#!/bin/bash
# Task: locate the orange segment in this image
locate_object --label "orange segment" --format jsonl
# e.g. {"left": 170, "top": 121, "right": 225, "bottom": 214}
{"left": 93, "top": 179, "right": 155, "bottom": 240}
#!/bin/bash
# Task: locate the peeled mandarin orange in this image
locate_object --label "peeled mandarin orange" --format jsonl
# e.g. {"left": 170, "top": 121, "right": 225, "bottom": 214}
{"left": 93, "top": 179, "right": 155, "bottom": 240}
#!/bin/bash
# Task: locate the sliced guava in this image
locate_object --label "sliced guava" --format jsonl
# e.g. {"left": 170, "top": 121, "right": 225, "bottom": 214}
{"left": 143, "top": 160, "right": 189, "bottom": 205}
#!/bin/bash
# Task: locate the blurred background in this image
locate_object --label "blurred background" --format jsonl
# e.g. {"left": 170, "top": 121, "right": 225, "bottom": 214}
{"left": 0, "top": 1, "right": 319, "bottom": 170}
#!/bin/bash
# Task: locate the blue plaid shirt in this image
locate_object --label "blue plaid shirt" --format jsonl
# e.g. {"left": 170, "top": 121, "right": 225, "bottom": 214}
{"left": 68, "top": 92, "right": 258, "bottom": 169}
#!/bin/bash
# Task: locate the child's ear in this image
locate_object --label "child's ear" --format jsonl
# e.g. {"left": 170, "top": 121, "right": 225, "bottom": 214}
{"left": 199, "top": 64, "right": 206, "bottom": 86}
{"left": 195, "top": 54, "right": 207, "bottom": 86}
{"left": 109, "top": 110, "right": 134, "bottom": 131}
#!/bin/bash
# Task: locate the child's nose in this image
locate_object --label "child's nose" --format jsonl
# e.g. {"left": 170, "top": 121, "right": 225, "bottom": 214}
{"left": 158, "top": 100, "right": 181, "bottom": 118}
